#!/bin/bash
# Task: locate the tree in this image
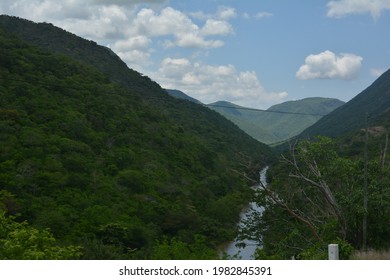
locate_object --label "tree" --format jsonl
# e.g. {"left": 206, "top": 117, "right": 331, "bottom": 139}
{"left": 151, "top": 235, "right": 218, "bottom": 260}
{"left": 0, "top": 212, "right": 82, "bottom": 259}
{"left": 253, "top": 137, "right": 360, "bottom": 259}
{"left": 250, "top": 136, "right": 390, "bottom": 259}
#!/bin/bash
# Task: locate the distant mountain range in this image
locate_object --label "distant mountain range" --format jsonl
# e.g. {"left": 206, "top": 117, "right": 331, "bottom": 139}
{"left": 163, "top": 89, "right": 345, "bottom": 144}
{"left": 164, "top": 73, "right": 390, "bottom": 146}
{"left": 207, "top": 98, "right": 345, "bottom": 144}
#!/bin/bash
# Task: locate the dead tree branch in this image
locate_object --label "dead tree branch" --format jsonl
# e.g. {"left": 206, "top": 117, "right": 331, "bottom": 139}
{"left": 259, "top": 180, "right": 322, "bottom": 241}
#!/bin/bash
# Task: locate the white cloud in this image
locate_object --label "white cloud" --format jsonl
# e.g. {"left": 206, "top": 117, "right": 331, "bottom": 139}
{"left": 132, "top": 7, "right": 198, "bottom": 37}
{"left": 112, "top": 36, "right": 151, "bottom": 51}
{"left": 327, "top": 0, "right": 390, "bottom": 19}
{"left": 216, "top": 6, "right": 237, "bottom": 20}
{"left": 255, "top": 12, "right": 274, "bottom": 19}
{"left": 201, "top": 19, "right": 234, "bottom": 36}
{"left": 111, "top": 36, "right": 153, "bottom": 69}
{"left": 242, "top": 13, "right": 251, "bottom": 19}
{"left": 296, "top": 50, "right": 363, "bottom": 80}
{"left": 91, "top": 0, "right": 167, "bottom": 5}
{"left": 129, "top": 7, "right": 232, "bottom": 49}
{"left": 190, "top": 6, "right": 236, "bottom": 20}
{"left": 98, "top": 5, "right": 128, "bottom": 22}
{"left": 115, "top": 50, "right": 152, "bottom": 72}
{"left": 173, "top": 34, "right": 225, "bottom": 49}
{"left": 4, "top": 0, "right": 62, "bottom": 21}
{"left": 158, "top": 58, "right": 192, "bottom": 79}
{"left": 154, "top": 58, "right": 288, "bottom": 108}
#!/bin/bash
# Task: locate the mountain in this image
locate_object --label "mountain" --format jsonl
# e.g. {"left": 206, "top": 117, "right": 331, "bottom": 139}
{"left": 299, "top": 69, "right": 390, "bottom": 139}
{"left": 208, "top": 98, "right": 345, "bottom": 144}
{"left": 264, "top": 98, "right": 345, "bottom": 140}
{"left": 0, "top": 15, "right": 274, "bottom": 259}
{"left": 208, "top": 101, "right": 279, "bottom": 144}
{"left": 165, "top": 89, "right": 202, "bottom": 104}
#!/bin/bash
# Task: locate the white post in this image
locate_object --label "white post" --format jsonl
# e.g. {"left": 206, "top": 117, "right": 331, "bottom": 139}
{"left": 328, "top": 244, "right": 339, "bottom": 260}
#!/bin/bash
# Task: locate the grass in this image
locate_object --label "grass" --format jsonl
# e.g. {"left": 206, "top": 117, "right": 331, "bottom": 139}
{"left": 351, "top": 249, "right": 390, "bottom": 260}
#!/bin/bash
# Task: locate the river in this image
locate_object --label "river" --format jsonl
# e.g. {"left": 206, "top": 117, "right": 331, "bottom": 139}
{"left": 223, "top": 166, "right": 268, "bottom": 259}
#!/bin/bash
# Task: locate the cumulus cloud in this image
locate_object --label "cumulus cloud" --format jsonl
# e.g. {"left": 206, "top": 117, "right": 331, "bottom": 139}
{"left": 1, "top": 1, "right": 234, "bottom": 50}
{"left": 327, "top": 0, "right": 390, "bottom": 19}
{"left": 154, "top": 58, "right": 288, "bottom": 108}
{"left": 216, "top": 6, "right": 237, "bottom": 20}
{"left": 190, "top": 6, "right": 236, "bottom": 21}
{"left": 129, "top": 7, "right": 232, "bottom": 49}
{"left": 112, "top": 36, "right": 151, "bottom": 51}
{"left": 296, "top": 50, "right": 363, "bottom": 80}
{"left": 131, "top": 6, "right": 234, "bottom": 48}
{"left": 201, "top": 19, "right": 234, "bottom": 36}
{"left": 132, "top": 7, "right": 198, "bottom": 37}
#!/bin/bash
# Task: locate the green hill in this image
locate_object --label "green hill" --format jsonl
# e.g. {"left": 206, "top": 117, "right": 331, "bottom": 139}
{"left": 208, "top": 98, "right": 344, "bottom": 144}
{"left": 299, "top": 69, "right": 390, "bottom": 139}
{"left": 0, "top": 15, "right": 274, "bottom": 259}
{"left": 208, "top": 101, "right": 279, "bottom": 144}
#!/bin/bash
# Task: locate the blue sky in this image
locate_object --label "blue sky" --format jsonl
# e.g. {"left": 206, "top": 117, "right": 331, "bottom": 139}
{"left": 1, "top": 0, "right": 390, "bottom": 108}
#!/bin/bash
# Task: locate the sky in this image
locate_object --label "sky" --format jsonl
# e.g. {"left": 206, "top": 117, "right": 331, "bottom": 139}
{"left": 1, "top": 0, "right": 390, "bottom": 109}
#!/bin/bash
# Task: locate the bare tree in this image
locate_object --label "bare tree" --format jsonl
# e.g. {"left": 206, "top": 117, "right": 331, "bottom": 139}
{"left": 259, "top": 141, "right": 347, "bottom": 241}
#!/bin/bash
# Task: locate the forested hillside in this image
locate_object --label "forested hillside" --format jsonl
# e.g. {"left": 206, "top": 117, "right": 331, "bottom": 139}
{"left": 0, "top": 16, "right": 274, "bottom": 259}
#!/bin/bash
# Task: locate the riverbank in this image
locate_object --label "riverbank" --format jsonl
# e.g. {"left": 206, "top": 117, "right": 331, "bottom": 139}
{"left": 221, "top": 167, "right": 268, "bottom": 259}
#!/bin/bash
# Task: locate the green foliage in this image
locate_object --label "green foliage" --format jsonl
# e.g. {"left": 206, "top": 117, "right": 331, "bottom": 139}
{"left": 295, "top": 239, "right": 354, "bottom": 260}
{"left": 152, "top": 235, "right": 218, "bottom": 260}
{"left": 252, "top": 137, "right": 390, "bottom": 259}
{"left": 0, "top": 190, "right": 19, "bottom": 214}
{"left": 0, "top": 212, "right": 82, "bottom": 259}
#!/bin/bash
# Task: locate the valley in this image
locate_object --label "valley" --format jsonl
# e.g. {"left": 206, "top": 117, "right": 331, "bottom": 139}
{"left": 1, "top": 15, "right": 390, "bottom": 260}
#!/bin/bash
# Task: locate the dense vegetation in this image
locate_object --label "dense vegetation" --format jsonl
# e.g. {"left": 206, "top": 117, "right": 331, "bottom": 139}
{"left": 208, "top": 98, "right": 344, "bottom": 144}
{"left": 0, "top": 17, "right": 274, "bottom": 259}
{"left": 247, "top": 136, "right": 390, "bottom": 259}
